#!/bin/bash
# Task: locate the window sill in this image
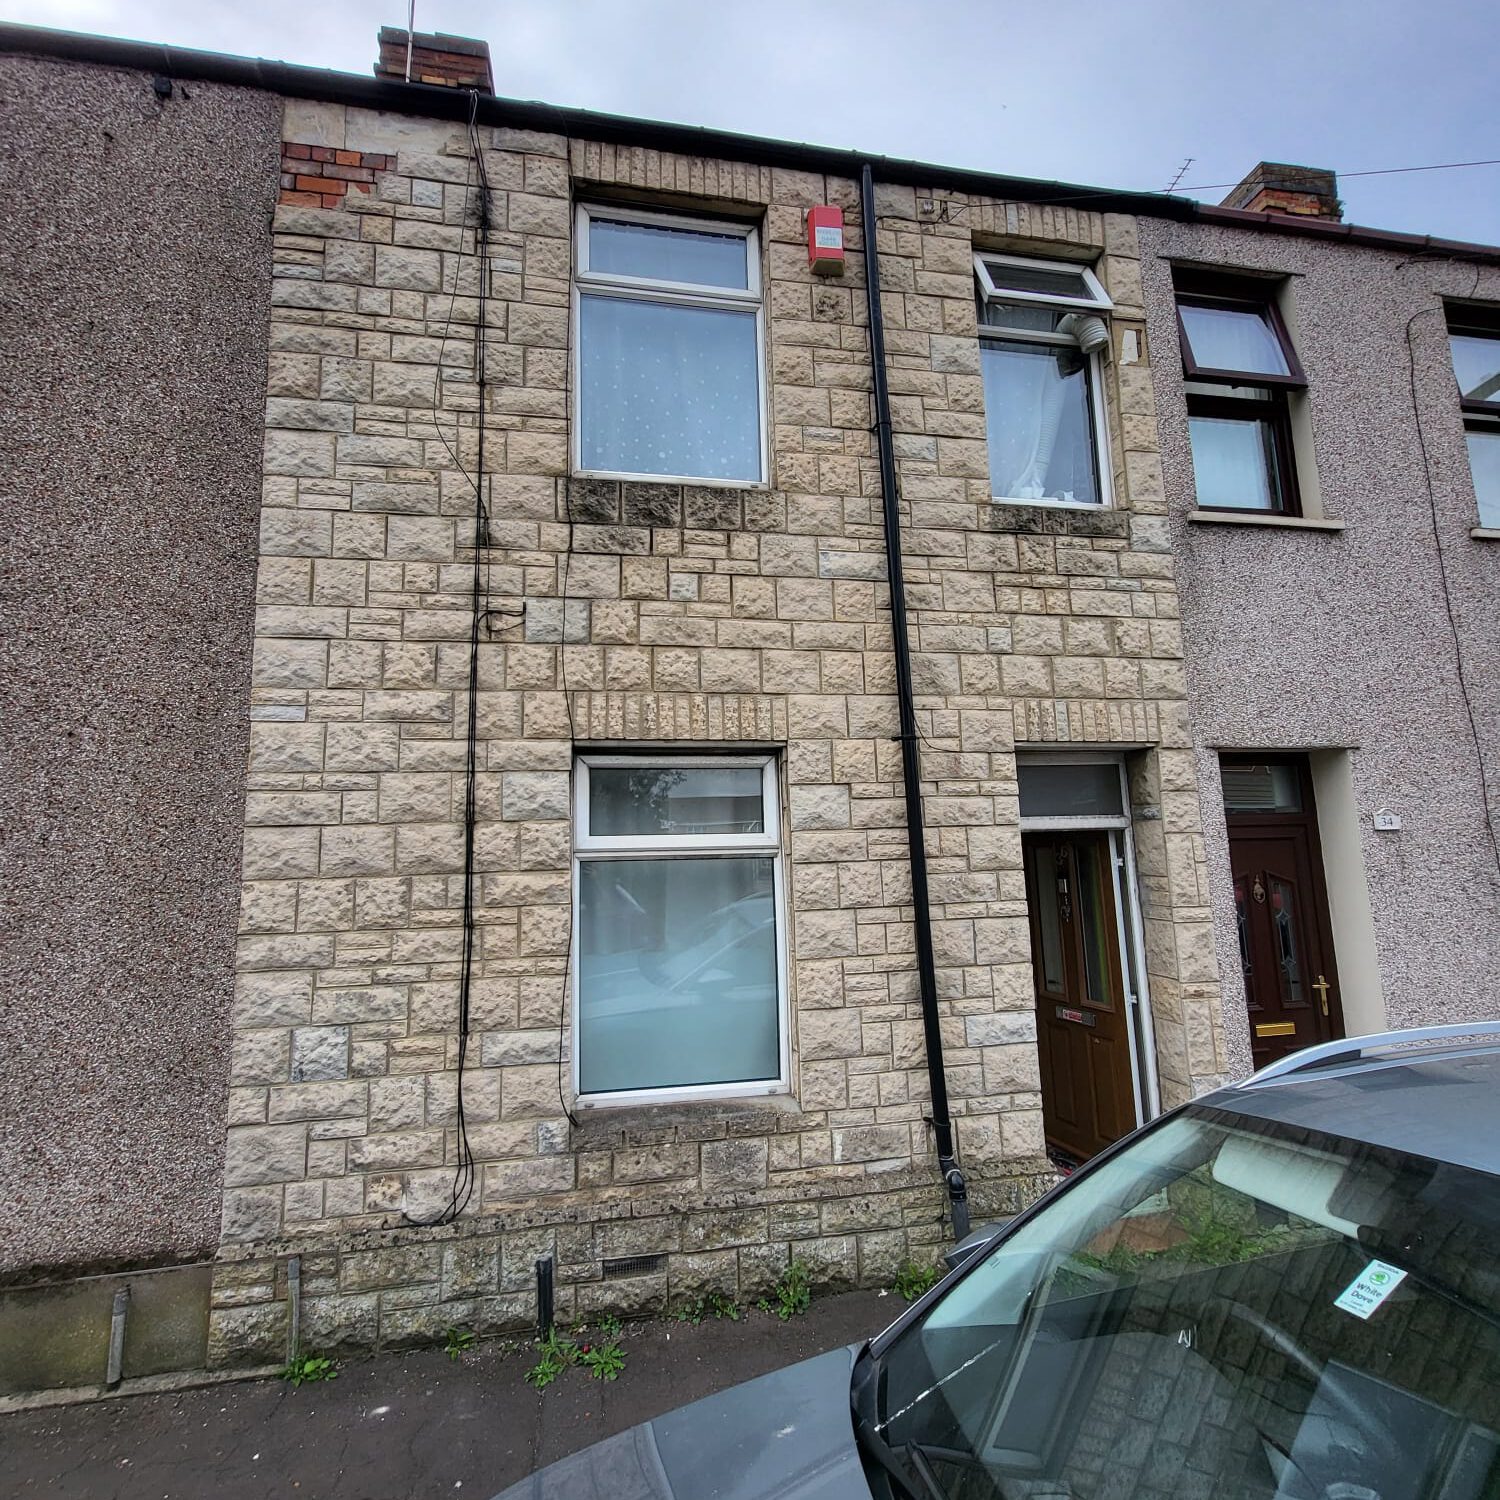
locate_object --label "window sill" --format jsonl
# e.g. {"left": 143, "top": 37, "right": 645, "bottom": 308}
{"left": 567, "top": 1090, "right": 799, "bottom": 1144}
{"left": 991, "top": 495, "right": 1107, "bottom": 511}
{"left": 1188, "top": 509, "right": 1346, "bottom": 532}
{"left": 984, "top": 502, "right": 1129, "bottom": 539}
{"left": 1471, "top": 526, "right": 1500, "bottom": 541}
{"left": 573, "top": 468, "right": 770, "bottom": 493}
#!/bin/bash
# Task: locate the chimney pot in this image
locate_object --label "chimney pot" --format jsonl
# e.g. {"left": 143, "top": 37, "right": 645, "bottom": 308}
{"left": 1221, "top": 162, "right": 1342, "bottom": 222}
{"left": 375, "top": 26, "right": 493, "bottom": 93}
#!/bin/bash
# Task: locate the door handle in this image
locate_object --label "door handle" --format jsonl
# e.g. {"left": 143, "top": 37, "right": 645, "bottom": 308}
{"left": 1312, "top": 974, "right": 1330, "bottom": 1017}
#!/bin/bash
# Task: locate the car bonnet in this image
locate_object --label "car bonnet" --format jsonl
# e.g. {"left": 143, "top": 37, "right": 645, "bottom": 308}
{"left": 488, "top": 1345, "right": 871, "bottom": 1500}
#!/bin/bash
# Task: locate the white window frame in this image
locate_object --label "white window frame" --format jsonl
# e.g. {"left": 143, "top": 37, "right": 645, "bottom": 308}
{"left": 572, "top": 203, "right": 769, "bottom": 488}
{"left": 974, "top": 252, "right": 1114, "bottom": 312}
{"left": 974, "top": 252, "right": 1115, "bottom": 510}
{"left": 570, "top": 752, "right": 789, "bottom": 1108}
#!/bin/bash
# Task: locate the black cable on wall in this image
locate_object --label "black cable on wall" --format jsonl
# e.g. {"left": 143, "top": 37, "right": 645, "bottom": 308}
{"left": 403, "top": 92, "right": 493, "bottom": 1227}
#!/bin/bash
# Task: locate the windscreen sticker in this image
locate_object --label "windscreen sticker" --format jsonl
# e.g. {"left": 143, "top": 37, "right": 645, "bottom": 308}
{"left": 1333, "top": 1259, "right": 1408, "bottom": 1320}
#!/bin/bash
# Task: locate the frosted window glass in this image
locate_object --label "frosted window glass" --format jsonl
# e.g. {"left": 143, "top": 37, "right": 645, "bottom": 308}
{"left": 1018, "top": 762, "right": 1123, "bottom": 819}
{"left": 580, "top": 294, "right": 761, "bottom": 481}
{"left": 1180, "top": 303, "right": 1290, "bottom": 376}
{"left": 577, "top": 856, "right": 778, "bottom": 1093}
{"left": 1189, "top": 415, "right": 1278, "bottom": 510}
{"left": 1466, "top": 428, "right": 1500, "bottom": 528}
{"left": 982, "top": 339, "right": 1099, "bottom": 504}
{"left": 589, "top": 765, "right": 764, "bottom": 836}
{"left": 590, "top": 218, "right": 749, "bottom": 290}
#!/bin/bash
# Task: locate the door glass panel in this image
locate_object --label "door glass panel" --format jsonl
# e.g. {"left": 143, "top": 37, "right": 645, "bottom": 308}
{"left": 1073, "top": 840, "right": 1112, "bottom": 1008}
{"left": 1234, "top": 877, "right": 1252, "bottom": 987}
{"left": 1034, "top": 847, "right": 1065, "bottom": 994}
{"left": 1269, "top": 875, "right": 1304, "bottom": 1006}
{"left": 1221, "top": 761, "right": 1303, "bottom": 813}
{"left": 1017, "top": 761, "right": 1123, "bottom": 819}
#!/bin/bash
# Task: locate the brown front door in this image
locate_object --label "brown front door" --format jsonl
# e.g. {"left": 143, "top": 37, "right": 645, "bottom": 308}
{"left": 1023, "top": 832, "right": 1137, "bottom": 1163}
{"left": 1222, "top": 758, "right": 1343, "bottom": 1069}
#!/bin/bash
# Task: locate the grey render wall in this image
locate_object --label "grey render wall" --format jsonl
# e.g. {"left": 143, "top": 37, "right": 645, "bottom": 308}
{"left": 1139, "top": 220, "right": 1500, "bottom": 1073}
{"left": 0, "top": 56, "right": 279, "bottom": 1276}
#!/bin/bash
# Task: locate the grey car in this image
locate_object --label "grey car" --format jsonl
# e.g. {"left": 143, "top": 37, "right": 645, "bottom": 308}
{"left": 495, "top": 1024, "right": 1500, "bottom": 1499}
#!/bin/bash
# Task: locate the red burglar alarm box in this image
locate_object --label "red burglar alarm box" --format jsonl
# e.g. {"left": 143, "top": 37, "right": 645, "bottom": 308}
{"left": 807, "top": 205, "right": 845, "bottom": 275}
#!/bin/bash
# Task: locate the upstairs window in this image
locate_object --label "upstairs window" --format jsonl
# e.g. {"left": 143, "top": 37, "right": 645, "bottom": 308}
{"left": 574, "top": 205, "right": 765, "bottom": 485}
{"left": 1447, "top": 306, "right": 1500, "bottom": 527}
{"left": 1175, "top": 271, "right": 1305, "bottom": 514}
{"left": 975, "top": 253, "right": 1114, "bottom": 507}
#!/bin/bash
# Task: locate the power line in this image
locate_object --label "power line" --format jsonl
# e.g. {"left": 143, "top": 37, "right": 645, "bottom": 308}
{"left": 1177, "top": 158, "right": 1500, "bottom": 194}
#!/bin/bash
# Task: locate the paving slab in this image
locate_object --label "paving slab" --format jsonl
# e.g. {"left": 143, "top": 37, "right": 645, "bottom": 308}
{"left": 2, "top": 1289, "right": 899, "bottom": 1499}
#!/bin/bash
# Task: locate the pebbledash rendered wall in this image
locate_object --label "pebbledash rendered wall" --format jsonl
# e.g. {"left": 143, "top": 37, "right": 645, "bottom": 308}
{"left": 0, "top": 55, "right": 275, "bottom": 1330}
{"left": 212, "top": 93, "right": 1231, "bottom": 1365}
{"left": 1138, "top": 220, "right": 1500, "bottom": 1078}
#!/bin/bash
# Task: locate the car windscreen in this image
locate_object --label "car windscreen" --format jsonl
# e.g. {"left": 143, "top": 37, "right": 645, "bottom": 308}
{"left": 875, "top": 1105, "right": 1500, "bottom": 1500}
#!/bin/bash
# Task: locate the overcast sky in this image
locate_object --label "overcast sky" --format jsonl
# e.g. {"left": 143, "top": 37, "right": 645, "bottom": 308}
{"left": 6, "top": 0, "right": 1497, "bottom": 244}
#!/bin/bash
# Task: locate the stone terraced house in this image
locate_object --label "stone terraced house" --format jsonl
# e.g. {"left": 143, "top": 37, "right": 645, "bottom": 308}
{"left": 3, "top": 21, "right": 1497, "bottom": 1398}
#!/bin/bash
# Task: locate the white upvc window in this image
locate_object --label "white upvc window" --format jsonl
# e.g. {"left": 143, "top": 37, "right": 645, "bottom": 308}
{"left": 571, "top": 753, "right": 788, "bottom": 1106}
{"left": 975, "top": 252, "right": 1115, "bottom": 508}
{"left": 573, "top": 204, "right": 767, "bottom": 486}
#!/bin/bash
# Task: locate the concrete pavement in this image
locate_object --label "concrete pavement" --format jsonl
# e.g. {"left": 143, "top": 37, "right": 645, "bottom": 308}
{"left": 3, "top": 1289, "right": 896, "bottom": 1499}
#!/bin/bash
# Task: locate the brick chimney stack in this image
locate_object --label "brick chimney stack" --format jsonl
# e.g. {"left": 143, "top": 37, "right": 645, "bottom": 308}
{"left": 1221, "top": 162, "right": 1342, "bottom": 221}
{"left": 375, "top": 26, "right": 493, "bottom": 92}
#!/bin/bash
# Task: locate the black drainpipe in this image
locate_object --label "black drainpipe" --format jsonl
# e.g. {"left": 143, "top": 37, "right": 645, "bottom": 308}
{"left": 860, "top": 162, "right": 970, "bottom": 1243}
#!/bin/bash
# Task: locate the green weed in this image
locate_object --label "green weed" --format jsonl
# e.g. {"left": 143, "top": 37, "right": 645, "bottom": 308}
{"left": 279, "top": 1354, "right": 337, "bottom": 1387}
{"left": 758, "top": 1259, "right": 812, "bottom": 1321}
{"left": 444, "top": 1326, "right": 477, "bottom": 1361}
{"left": 893, "top": 1260, "right": 943, "bottom": 1302}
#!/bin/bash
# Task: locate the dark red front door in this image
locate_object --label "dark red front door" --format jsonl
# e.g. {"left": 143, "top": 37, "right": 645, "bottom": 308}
{"left": 1024, "top": 832, "right": 1136, "bottom": 1162}
{"left": 1223, "top": 759, "right": 1343, "bottom": 1069}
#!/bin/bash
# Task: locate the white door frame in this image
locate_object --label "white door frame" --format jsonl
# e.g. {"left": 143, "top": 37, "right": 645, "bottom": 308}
{"left": 1016, "top": 749, "right": 1162, "bottom": 1127}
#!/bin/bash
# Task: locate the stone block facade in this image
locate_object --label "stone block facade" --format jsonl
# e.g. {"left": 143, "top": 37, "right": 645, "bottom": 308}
{"left": 214, "top": 97, "right": 1229, "bottom": 1363}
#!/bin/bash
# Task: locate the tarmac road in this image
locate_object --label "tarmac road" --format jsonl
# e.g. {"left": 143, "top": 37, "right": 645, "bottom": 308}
{"left": 2, "top": 1289, "right": 894, "bottom": 1500}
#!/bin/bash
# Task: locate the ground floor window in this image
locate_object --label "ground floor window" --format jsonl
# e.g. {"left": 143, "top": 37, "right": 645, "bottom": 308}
{"left": 572, "top": 753, "right": 786, "bottom": 1103}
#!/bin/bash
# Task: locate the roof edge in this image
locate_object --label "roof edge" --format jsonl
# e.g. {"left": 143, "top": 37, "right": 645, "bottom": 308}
{"left": 3, "top": 21, "right": 1498, "bottom": 263}
{"left": 0, "top": 21, "right": 1193, "bottom": 221}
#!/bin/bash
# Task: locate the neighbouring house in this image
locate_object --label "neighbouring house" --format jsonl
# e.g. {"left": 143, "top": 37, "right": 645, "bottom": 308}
{"left": 1137, "top": 183, "right": 1500, "bottom": 1076}
{"left": 1, "top": 20, "right": 1496, "bottom": 1399}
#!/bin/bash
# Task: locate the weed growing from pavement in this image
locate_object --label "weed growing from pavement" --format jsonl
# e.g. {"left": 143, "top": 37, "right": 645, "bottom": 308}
{"left": 893, "top": 1261, "right": 943, "bottom": 1301}
{"left": 577, "top": 1339, "right": 626, "bottom": 1381}
{"left": 758, "top": 1260, "right": 812, "bottom": 1321}
{"left": 279, "top": 1354, "right": 338, "bottom": 1387}
{"left": 524, "top": 1328, "right": 578, "bottom": 1389}
{"left": 676, "top": 1291, "right": 741, "bottom": 1324}
{"left": 444, "top": 1326, "right": 477, "bottom": 1361}
{"left": 525, "top": 1319, "right": 629, "bottom": 1388}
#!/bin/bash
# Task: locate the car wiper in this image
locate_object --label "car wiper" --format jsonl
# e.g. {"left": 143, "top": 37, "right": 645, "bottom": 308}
{"left": 850, "top": 1344, "right": 942, "bottom": 1500}
{"left": 850, "top": 1411, "right": 943, "bottom": 1500}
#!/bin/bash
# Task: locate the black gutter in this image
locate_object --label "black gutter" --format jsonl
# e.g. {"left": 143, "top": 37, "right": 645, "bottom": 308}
{"left": 12, "top": 22, "right": 1500, "bottom": 266}
{"left": 861, "top": 162, "right": 969, "bottom": 1244}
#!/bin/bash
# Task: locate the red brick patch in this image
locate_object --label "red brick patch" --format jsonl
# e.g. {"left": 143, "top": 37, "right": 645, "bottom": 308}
{"left": 277, "top": 143, "right": 396, "bottom": 206}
